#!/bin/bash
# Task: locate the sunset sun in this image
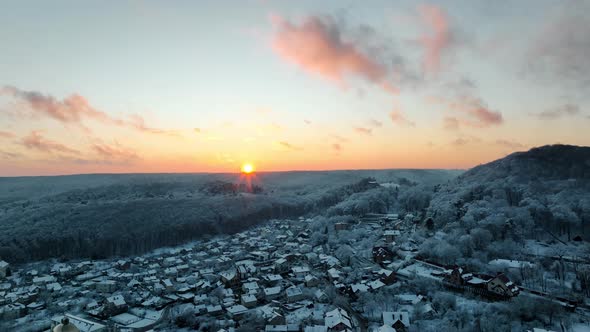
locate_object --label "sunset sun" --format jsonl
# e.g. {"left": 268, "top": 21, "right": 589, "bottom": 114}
{"left": 241, "top": 163, "right": 254, "bottom": 174}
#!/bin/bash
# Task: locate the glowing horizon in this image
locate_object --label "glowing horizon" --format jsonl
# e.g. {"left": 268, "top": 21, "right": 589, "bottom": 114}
{"left": 1, "top": 1, "right": 589, "bottom": 177}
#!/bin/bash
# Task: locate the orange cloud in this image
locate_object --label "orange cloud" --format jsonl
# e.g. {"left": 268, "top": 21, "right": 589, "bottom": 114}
{"left": 271, "top": 15, "right": 398, "bottom": 94}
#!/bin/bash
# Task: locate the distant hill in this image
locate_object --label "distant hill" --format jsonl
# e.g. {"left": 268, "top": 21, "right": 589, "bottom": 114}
{"left": 428, "top": 144, "right": 590, "bottom": 242}
{"left": 0, "top": 169, "right": 460, "bottom": 263}
{"left": 460, "top": 144, "right": 590, "bottom": 183}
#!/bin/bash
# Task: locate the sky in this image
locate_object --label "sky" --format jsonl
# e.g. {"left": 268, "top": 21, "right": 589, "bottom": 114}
{"left": 1, "top": 0, "right": 589, "bottom": 176}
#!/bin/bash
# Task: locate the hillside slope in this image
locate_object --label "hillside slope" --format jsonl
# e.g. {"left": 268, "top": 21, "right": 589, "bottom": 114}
{"left": 428, "top": 145, "right": 590, "bottom": 242}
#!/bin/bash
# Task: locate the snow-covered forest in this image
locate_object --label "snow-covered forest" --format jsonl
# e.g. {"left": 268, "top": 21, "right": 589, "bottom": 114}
{"left": 0, "top": 169, "right": 459, "bottom": 263}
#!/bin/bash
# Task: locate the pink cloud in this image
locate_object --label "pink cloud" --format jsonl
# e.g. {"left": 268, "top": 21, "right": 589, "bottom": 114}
{"left": 418, "top": 5, "right": 452, "bottom": 74}
{"left": 271, "top": 15, "right": 398, "bottom": 94}
{"left": 1, "top": 86, "right": 178, "bottom": 136}
{"left": 332, "top": 143, "right": 342, "bottom": 151}
{"left": 0, "top": 131, "right": 15, "bottom": 138}
{"left": 93, "top": 142, "right": 139, "bottom": 161}
{"left": 389, "top": 110, "right": 415, "bottom": 127}
{"left": 446, "top": 96, "right": 503, "bottom": 128}
{"left": 21, "top": 131, "right": 80, "bottom": 155}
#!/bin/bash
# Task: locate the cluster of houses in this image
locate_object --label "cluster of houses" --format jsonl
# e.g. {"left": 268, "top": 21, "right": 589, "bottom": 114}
{"left": 439, "top": 267, "right": 520, "bottom": 299}
{"left": 0, "top": 211, "right": 527, "bottom": 332}
{"left": 0, "top": 213, "right": 432, "bottom": 331}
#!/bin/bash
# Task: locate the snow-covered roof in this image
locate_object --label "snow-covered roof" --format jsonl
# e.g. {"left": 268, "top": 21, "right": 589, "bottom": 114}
{"left": 383, "top": 311, "right": 410, "bottom": 327}
{"left": 325, "top": 308, "right": 352, "bottom": 329}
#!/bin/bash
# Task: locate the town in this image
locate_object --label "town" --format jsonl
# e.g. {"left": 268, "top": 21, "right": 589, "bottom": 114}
{"left": 0, "top": 212, "right": 588, "bottom": 332}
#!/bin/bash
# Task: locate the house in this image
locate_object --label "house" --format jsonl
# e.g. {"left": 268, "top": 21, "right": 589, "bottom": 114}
{"left": 292, "top": 266, "right": 311, "bottom": 279}
{"left": 395, "top": 294, "right": 423, "bottom": 306}
{"left": 207, "top": 305, "right": 223, "bottom": 316}
{"left": 377, "top": 325, "right": 396, "bottom": 332}
{"left": 115, "top": 260, "right": 131, "bottom": 270}
{"left": 383, "top": 230, "right": 400, "bottom": 243}
{"left": 334, "top": 223, "right": 350, "bottom": 231}
{"left": 96, "top": 280, "right": 117, "bottom": 293}
{"left": 251, "top": 251, "right": 270, "bottom": 261}
{"left": 274, "top": 258, "right": 290, "bottom": 274}
{"left": 314, "top": 290, "right": 329, "bottom": 303}
{"left": 262, "top": 274, "right": 283, "bottom": 286}
{"left": 104, "top": 295, "right": 127, "bottom": 316}
{"left": 286, "top": 285, "right": 304, "bottom": 302}
{"left": 0, "top": 260, "right": 10, "bottom": 278}
{"left": 375, "top": 269, "right": 396, "bottom": 285}
{"left": 486, "top": 273, "right": 520, "bottom": 297}
{"left": 221, "top": 269, "right": 240, "bottom": 287}
{"left": 305, "top": 275, "right": 320, "bottom": 287}
{"left": 372, "top": 246, "right": 395, "bottom": 264}
{"left": 304, "top": 326, "right": 328, "bottom": 332}
{"left": 368, "top": 280, "right": 385, "bottom": 291}
{"left": 241, "top": 294, "right": 257, "bottom": 308}
{"left": 226, "top": 304, "right": 248, "bottom": 318}
{"left": 325, "top": 308, "right": 352, "bottom": 332}
{"left": 327, "top": 268, "right": 342, "bottom": 281}
{"left": 264, "top": 286, "right": 282, "bottom": 301}
{"left": 50, "top": 314, "right": 107, "bottom": 332}
{"left": 242, "top": 281, "right": 260, "bottom": 294}
{"left": 1, "top": 303, "right": 25, "bottom": 320}
{"left": 383, "top": 311, "right": 410, "bottom": 332}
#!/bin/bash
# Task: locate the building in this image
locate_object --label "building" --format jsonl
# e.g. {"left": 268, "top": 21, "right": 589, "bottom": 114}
{"left": 325, "top": 308, "right": 352, "bottom": 332}
{"left": 51, "top": 315, "right": 106, "bottom": 332}
{"left": 0, "top": 260, "right": 10, "bottom": 278}
{"left": 286, "top": 286, "right": 303, "bottom": 302}
{"left": 241, "top": 294, "right": 257, "bottom": 308}
{"left": 383, "top": 311, "right": 410, "bottom": 332}
{"left": 372, "top": 246, "right": 395, "bottom": 264}
{"left": 383, "top": 230, "right": 400, "bottom": 243}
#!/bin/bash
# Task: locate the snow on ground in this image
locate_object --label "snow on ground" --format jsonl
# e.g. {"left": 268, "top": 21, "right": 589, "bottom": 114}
{"left": 571, "top": 323, "right": 590, "bottom": 332}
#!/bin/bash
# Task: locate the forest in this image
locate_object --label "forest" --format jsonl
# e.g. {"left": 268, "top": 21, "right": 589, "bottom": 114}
{"left": 0, "top": 169, "right": 459, "bottom": 263}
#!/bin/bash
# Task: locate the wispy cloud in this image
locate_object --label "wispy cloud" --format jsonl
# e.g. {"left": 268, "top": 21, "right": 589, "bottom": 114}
{"left": 389, "top": 110, "right": 415, "bottom": 127}
{"left": 418, "top": 5, "right": 454, "bottom": 74}
{"left": 354, "top": 126, "right": 372, "bottom": 136}
{"left": 532, "top": 104, "right": 580, "bottom": 119}
{"left": 270, "top": 15, "right": 398, "bottom": 94}
{"left": 20, "top": 131, "right": 80, "bottom": 155}
{"left": 438, "top": 96, "right": 503, "bottom": 129}
{"left": 369, "top": 119, "right": 383, "bottom": 127}
{"left": 0, "top": 130, "right": 15, "bottom": 138}
{"left": 331, "top": 134, "right": 348, "bottom": 143}
{"left": 494, "top": 139, "right": 525, "bottom": 149}
{"left": 1, "top": 86, "right": 178, "bottom": 136}
{"left": 0, "top": 150, "right": 22, "bottom": 160}
{"left": 443, "top": 116, "right": 459, "bottom": 130}
{"left": 332, "top": 143, "right": 342, "bottom": 151}
{"left": 526, "top": 1, "right": 590, "bottom": 90}
{"left": 92, "top": 142, "right": 139, "bottom": 162}
{"left": 279, "top": 141, "right": 303, "bottom": 151}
